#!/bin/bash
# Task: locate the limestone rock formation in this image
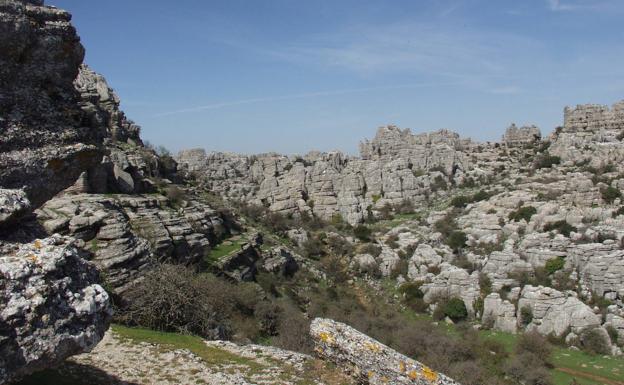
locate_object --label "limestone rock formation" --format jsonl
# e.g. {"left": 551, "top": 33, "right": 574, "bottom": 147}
{"left": 0, "top": 0, "right": 105, "bottom": 210}
{"left": 502, "top": 124, "right": 541, "bottom": 147}
{"left": 0, "top": 235, "right": 112, "bottom": 384}
{"left": 518, "top": 285, "right": 601, "bottom": 336}
{"left": 310, "top": 317, "right": 461, "bottom": 385}
{"left": 36, "top": 193, "right": 230, "bottom": 293}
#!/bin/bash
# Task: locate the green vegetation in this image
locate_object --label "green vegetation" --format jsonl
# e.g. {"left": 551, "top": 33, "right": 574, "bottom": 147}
{"left": 601, "top": 186, "right": 622, "bottom": 204}
{"left": 508, "top": 205, "right": 537, "bottom": 222}
{"left": 446, "top": 230, "right": 467, "bottom": 250}
{"left": 437, "top": 298, "right": 468, "bottom": 322}
{"left": 545, "top": 256, "right": 566, "bottom": 275}
{"left": 353, "top": 224, "right": 372, "bottom": 242}
{"left": 482, "top": 329, "right": 624, "bottom": 385}
{"left": 534, "top": 153, "right": 561, "bottom": 169}
{"left": 204, "top": 237, "right": 246, "bottom": 266}
{"left": 543, "top": 220, "right": 577, "bottom": 237}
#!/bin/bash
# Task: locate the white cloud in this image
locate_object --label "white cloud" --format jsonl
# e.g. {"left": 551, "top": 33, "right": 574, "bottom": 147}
{"left": 546, "top": 0, "right": 620, "bottom": 12}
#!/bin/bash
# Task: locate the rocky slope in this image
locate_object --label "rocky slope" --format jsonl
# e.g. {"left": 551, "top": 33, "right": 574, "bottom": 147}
{"left": 179, "top": 100, "right": 624, "bottom": 355}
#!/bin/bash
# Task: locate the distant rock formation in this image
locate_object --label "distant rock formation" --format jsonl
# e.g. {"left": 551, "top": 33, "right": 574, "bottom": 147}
{"left": 310, "top": 318, "right": 461, "bottom": 385}
{"left": 502, "top": 123, "right": 541, "bottom": 147}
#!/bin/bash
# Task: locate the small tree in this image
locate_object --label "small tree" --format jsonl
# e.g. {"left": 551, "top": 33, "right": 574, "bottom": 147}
{"left": 446, "top": 231, "right": 467, "bottom": 251}
{"left": 602, "top": 186, "right": 621, "bottom": 204}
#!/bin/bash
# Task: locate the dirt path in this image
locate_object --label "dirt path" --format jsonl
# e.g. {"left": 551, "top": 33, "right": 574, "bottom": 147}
{"left": 556, "top": 367, "right": 624, "bottom": 385}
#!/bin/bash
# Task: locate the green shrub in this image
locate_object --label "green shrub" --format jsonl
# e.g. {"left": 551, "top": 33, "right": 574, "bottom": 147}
{"left": 580, "top": 327, "right": 612, "bottom": 355}
{"left": 520, "top": 306, "right": 533, "bottom": 326}
{"left": 533, "top": 153, "right": 561, "bottom": 169}
{"left": 442, "top": 298, "right": 468, "bottom": 322}
{"left": 508, "top": 206, "right": 537, "bottom": 222}
{"left": 446, "top": 231, "right": 467, "bottom": 250}
{"left": 544, "top": 256, "right": 565, "bottom": 275}
{"left": 479, "top": 273, "right": 492, "bottom": 296}
{"left": 353, "top": 225, "right": 372, "bottom": 242}
{"left": 602, "top": 186, "right": 622, "bottom": 204}
{"left": 451, "top": 195, "right": 471, "bottom": 208}
{"left": 543, "top": 220, "right": 577, "bottom": 237}
{"left": 612, "top": 206, "right": 624, "bottom": 218}
{"left": 472, "top": 190, "right": 490, "bottom": 202}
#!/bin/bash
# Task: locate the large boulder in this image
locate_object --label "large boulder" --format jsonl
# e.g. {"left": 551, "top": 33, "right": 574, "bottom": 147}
{"left": 518, "top": 285, "right": 601, "bottom": 336}
{"left": 310, "top": 318, "right": 460, "bottom": 385}
{"left": 0, "top": 235, "right": 112, "bottom": 384}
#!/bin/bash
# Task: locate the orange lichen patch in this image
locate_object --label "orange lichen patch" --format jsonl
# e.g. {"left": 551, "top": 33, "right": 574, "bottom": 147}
{"left": 365, "top": 342, "right": 381, "bottom": 353}
{"left": 421, "top": 366, "right": 438, "bottom": 382}
{"left": 27, "top": 254, "right": 38, "bottom": 263}
{"left": 33, "top": 240, "right": 43, "bottom": 249}
{"left": 367, "top": 370, "right": 374, "bottom": 378}
{"left": 408, "top": 370, "right": 419, "bottom": 380}
{"left": 319, "top": 332, "right": 335, "bottom": 344}
{"left": 399, "top": 361, "right": 406, "bottom": 373}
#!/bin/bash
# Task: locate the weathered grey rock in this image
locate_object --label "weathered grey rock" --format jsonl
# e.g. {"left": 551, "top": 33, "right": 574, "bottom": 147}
{"left": 502, "top": 124, "right": 541, "bottom": 147}
{"left": 0, "top": 235, "right": 112, "bottom": 384}
{"left": 36, "top": 193, "right": 228, "bottom": 294}
{"left": 262, "top": 247, "right": 299, "bottom": 277}
{"left": 310, "top": 318, "right": 461, "bottom": 385}
{"left": 482, "top": 293, "right": 518, "bottom": 333}
{"left": 421, "top": 265, "right": 480, "bottom": 316}
{"left": 0, "top": 189, "right": 30, "bottom": 226}
{"left": 518, "top": 285, "right": 601, "bottom": 336}
{"left": 0, "top": 0, "right": 105, "bottom": 209}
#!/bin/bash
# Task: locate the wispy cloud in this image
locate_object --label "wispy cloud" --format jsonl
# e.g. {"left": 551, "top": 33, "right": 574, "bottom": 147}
{"left": 153, "top": 82, "right": 463, "bottom": 117}
{"left": 546, "top": 0, "right": 620, "bottom": 12}
{"left": 256, "top": 21, "right": 546, "bottom": 89}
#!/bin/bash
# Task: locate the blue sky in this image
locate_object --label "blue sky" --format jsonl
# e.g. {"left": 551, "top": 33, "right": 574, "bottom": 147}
{"left": 53, "top": 0, "right": 624, "bottom": 155}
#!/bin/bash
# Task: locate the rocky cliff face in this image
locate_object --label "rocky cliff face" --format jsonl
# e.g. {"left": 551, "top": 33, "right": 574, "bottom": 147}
{"left": 0, "top": 0, "right": 105, "bottom": 212}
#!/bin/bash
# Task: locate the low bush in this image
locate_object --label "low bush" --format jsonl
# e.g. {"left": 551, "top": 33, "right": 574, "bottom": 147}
{"left": 520, "top": 306, "right": 533, "bottom": 326}
{"left": 508, "top": 205, "right": 537, "bottom": 222}
{"left": 436, "top": 298, "right": 468, "bottom": 322}
{"left": 602, "top": 186, "right": 622, "bottom": 204}
{"left": 580, "top": 327, "right": 612, "bottom": 355}
{"left": 533, "top": 153, "right": 561, "bottom": 169}
{"left": 544, "top": 256, "right": 565, "bottom": 275}
{"left": 446, "top": 231, "right": 467, "bottom": 251}
{"left": 543, "top": 220, "right": 577, "bottom": 237}
{"left": 118, "top": 263, "right": 258, "bottom": 340}
{"left": 353, "top": 224, "right": 372, "bottom": 241}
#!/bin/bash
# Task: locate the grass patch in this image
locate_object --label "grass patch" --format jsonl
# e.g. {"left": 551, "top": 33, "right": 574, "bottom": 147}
{"left": 203, "top": 237, "right": 247, "bottom": 266}
{"left": 481, "top": 330, "right": 624, "bottom": 385}
{"left": 112, "top": 324, "right": 264, "bottom": 370}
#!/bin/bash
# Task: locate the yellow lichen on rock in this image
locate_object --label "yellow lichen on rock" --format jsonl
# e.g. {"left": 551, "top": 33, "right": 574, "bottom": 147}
{"left": 319, "top": 332, "right": 335, "bottom": 344}
{"left": 421, "top": 366, "right": 438, "bottom": 382}
{"left": 27, "top": 254, "right": 37, "bottom": 263}
{"left": 399, "top": 360, "right": 406, "bottom": 373}
{"left": 367, "top": 370, "right": 374, "bottom": 378}
{"left": 33, "top": 240, "right": 42, "bottom": 249}
{"left": 365, "top": 342, "right": 381, "bottom": 353}
{"left": 408, "top": 369, "right": 419, "bottom": 380}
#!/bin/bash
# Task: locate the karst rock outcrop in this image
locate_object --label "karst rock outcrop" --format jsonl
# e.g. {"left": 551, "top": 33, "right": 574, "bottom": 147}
{"left": 310, "top": 318, "right": 461, "bottom": 385}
